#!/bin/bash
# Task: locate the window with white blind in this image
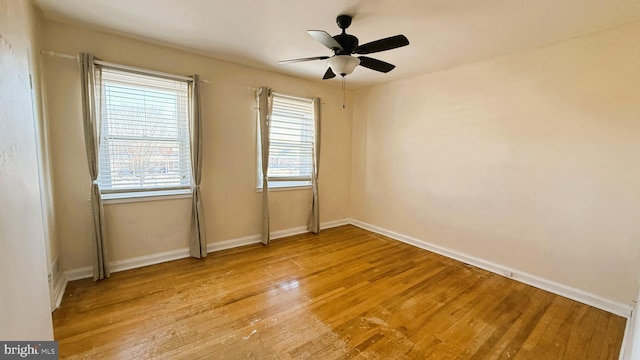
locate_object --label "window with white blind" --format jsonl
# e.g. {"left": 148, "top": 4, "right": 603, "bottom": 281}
{"left": 258, "top": 93, "right": 314, "bottom": 189}
{"left": 98, "top": 68, "right": 192, "bottom": 193}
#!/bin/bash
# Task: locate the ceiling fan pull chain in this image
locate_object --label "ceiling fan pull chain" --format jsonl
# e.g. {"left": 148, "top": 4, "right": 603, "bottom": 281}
{"left": 342, "top": 76, "right": 346, "bottom": 109}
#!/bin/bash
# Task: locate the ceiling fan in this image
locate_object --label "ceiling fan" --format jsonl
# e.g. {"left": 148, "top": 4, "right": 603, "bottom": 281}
{"left": 279, "top": 15, "right": 410, "bottom": 79}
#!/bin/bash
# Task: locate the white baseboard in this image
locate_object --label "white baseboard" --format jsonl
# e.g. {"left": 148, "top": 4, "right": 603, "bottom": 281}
{"left": 64, "top": 247, "right": 191, "bottom": 281}
{"left": 620, "top": 308, "right": 634, "bottom": 360}
{"left": 208, "top": 219, "right": 350, "bottom": 252}
{"left": 60, "top": 216, "right": 631, "bottom": 320}
{"left": 349, "top": 219, "right": 633, "bottom": 318}
{"left": 113, "top": 247, "right": 192, "bottom": 274}
{"left": 53, "top": 268, "right": 67, "bottom": 309}
{"left": 208, "top": 233, "right": 262, "bottom": 252}
{"left": 271, "top": 218, "right": 351, "bottom": 240}
{"left": 49, "top": 256, "right": 67, "bottom": 309}
{"left": 318, "top": 218, "right": 352, "bottom": 229}
{"left": 63, "top": 218, "right": 350, "bottom": 282}
{"left": 620, "top": 281, "right": 640, "bottom": 360}
{"left": 64, "top": 266, "right": 93, "bottom": 281}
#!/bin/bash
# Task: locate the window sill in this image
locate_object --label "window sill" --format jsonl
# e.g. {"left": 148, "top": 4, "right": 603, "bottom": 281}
{"left": 101, "top": 189, "right": 192, "bottom": 204}
{"left": 256, "top": 185, "right": 312, "bottom": 193}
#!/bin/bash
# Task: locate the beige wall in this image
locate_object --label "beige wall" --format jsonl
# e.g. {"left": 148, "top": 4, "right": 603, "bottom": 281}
{"left": 351, "top": 23, "right": 640, "bottom": 304}
{"left": 41, "top": 20, "right": 352, "bottom": 272}
{"left": 0, "top": 0, "right": 54, "bottom": 339}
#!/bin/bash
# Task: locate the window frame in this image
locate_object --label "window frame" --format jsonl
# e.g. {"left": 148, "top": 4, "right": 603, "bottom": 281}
{"left": 96, "top": 64, "right": 193, "bottom": 200}
{"left": 257, "top": 92, "right": 315, "bottom": 191}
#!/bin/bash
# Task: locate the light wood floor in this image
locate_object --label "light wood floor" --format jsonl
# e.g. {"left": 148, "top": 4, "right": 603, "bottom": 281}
{"left": 53, "top": 225, "right": 626, "bottom": 359}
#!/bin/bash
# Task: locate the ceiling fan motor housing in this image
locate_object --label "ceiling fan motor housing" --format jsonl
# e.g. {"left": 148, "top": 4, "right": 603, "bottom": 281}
{"left": 333, "top": 34, "right": 358, "bottom": 55}
{"left": 334, "top": 15, "right": 358, "bottom": 55}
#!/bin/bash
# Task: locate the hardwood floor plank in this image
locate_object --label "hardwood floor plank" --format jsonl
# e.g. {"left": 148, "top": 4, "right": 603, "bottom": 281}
{"left": 52, "top": 225, "right": 626, "bottom": 359}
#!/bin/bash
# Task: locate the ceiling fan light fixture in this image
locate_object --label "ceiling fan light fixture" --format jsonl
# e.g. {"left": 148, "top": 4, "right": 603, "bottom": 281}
{"left": 328, "top": 55, "right": 360, "bottom": 77}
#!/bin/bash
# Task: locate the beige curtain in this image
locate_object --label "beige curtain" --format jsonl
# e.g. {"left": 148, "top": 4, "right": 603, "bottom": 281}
{"left": 257, "top": 87, "right": 273, "bottom": 244}
{"left": 79, "top": 53, "right": 109, "bottom": 281}
{"left": 189, "top": 75, "right": 206, "bottom": 258}
{"left": 308, "top": 98, "right": 322, "bottom": 233}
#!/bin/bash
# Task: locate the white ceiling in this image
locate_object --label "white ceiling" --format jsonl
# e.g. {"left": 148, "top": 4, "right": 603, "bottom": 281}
{"left": 33, "top": 0, "right": 640, "bottom": 88}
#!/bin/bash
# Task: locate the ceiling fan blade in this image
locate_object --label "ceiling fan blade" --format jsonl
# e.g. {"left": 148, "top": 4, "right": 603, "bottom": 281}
{"left": 358, "top": 56, "right": 396, "bottom": 73}
{"left": 278, "top": 56, "right": 330, "bottom": 64}
{"left": 323, "top": 67, "right": 336, "bottom": 80}
{"left": 355, "top": 35, "right": 409, "bottom": 55}
{"left": 308, "top": 30, "right": 344, "bottom": 51}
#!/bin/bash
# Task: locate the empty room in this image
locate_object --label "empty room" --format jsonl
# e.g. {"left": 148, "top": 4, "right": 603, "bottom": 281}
{"left": 1, "top": 0, "right": 640, "bottom": 358}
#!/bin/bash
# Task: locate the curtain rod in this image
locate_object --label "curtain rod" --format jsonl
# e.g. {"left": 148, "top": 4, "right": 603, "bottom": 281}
{"left": 41, "top": 50, "right": 78, "bottom": 61}
{"left": 40, "top": 49, "right": 211, "bottom": 83}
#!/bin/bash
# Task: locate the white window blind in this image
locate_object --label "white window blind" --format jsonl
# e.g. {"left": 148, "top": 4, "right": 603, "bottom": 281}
{"left": 98, "top": 68, "right": 192, "bottom": 192}
{"left": 259, "top": 93, "right": 314, "bottom": 188}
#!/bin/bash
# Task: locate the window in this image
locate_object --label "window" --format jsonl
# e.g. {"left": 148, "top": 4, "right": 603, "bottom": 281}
{"left": 258, "top": 93, "right": 315, "bottom": 189}
{"left": 98, "top": 68, "right": 191, "bottom": 194}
